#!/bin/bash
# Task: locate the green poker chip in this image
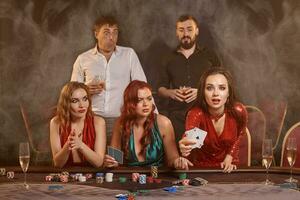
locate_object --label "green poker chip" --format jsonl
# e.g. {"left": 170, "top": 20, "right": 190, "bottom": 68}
{"left": 119, "top": 177, "right": 127, "bottom": 183}
{"left": 178, "top": 173, "right": 187, "bottom": 180}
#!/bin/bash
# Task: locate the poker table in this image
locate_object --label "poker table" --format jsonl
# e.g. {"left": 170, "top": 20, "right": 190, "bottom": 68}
{"left": 0, "top": 166, "right": 300, "bottom": 200}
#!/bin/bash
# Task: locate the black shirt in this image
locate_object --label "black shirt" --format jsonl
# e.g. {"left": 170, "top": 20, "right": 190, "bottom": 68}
{"left": 159, "top": 44, "right": 220, "bottom": 112}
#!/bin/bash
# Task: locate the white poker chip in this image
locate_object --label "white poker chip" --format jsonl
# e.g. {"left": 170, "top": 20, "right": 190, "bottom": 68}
{"left": 115, "top": 194, "right": 128, "bottom": 198}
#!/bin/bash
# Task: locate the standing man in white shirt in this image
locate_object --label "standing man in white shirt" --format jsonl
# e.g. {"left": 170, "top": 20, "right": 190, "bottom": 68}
{"left": 71, "top": 16, "right": 147, "bottom": 142}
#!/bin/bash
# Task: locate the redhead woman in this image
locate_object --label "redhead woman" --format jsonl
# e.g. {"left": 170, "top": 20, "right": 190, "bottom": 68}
{"left": 179, "top": 68, "right": 248, "bottom": 172}
{"left": 50, "top": 82, "right": 106, "bottom": 168}
{"left": 104, "top": 80, "right": 192, "bottom": 169}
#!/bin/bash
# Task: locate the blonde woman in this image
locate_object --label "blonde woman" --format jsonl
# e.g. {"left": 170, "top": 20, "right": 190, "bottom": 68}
{"left": 50, "top": 82, "right": 106, "bottom": 167}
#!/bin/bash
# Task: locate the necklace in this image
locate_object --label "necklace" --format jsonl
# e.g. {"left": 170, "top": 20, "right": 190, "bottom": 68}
{"left": 210, "top": 112, "right": 225, "bottom": 122}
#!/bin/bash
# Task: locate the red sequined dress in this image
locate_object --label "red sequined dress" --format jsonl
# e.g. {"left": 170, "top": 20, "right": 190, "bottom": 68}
{"left": 185, "top": 103, "right": 247, "bottom": 167}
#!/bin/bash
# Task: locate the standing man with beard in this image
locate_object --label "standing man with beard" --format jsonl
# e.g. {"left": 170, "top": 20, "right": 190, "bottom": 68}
{"left": 71, "top": 16, "right": 147, "bottom": 143}
{"left": 158, "top": 15, "right": 220, "bottom": 142}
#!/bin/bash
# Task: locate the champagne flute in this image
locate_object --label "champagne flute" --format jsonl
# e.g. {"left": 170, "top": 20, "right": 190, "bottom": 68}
{"left": 262, "top": 139, "right": 274, "bottom": 185}
{"left": 285, "top": 137, "right": 298, "bottom": 183}
{"left": 19, "top": 142, "right": 30, "bottom": 189}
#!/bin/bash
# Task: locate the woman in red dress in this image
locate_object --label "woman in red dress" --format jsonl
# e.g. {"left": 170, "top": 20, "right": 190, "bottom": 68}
{"left": 179, "top": 68, "right": 248, "bottom": 172}
{"left": 50, "top": 82, "right": 106, "bottom": 168}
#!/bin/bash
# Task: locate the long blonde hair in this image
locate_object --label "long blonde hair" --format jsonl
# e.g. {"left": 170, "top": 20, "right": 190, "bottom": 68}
{"left": 55, "top": 82, "right": 93, "bottom": 129}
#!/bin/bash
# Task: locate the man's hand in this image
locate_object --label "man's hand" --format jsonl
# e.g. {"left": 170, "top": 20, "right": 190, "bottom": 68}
{"left": 183, "top": 88, "right": 197, "bottom": 103}
{"left": 87, "top": 81, "right": 105, "bottom": 95}
{"left": 168, "top": 89, "right": 186, "bottom": 102}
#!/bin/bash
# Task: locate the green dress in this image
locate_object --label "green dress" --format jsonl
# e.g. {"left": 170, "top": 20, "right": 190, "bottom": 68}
{"left": 127, "top": 117, "right": 164, "bottom": 166}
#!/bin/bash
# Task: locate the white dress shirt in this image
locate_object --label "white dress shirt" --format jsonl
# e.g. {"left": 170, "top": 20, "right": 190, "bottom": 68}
{"left": 71, "top": 45, "right": 147, "bottom": 117}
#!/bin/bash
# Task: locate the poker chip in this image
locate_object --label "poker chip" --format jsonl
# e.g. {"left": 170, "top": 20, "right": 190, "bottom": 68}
{"left": 45, "top": 175, "right": 52, "bottom": 182}
{"left": 153, "top": 178, "right": 162, "bottom": 184}
{"left": 52, "top": 175, "right": 61, "bottom": 182}
{"left": 60, "top": 175, "right": 69, "bottom": 183}
{"left": 48, "top": 185, "right": 64, "bottom": 190}
{"left": 6, "top": 171, "right": 14, "bottom": 179}
{"left": 182, "top": 179, "right": 190, "bottom": 186}
{"left": 85, "top": 173, "right": 93, "bottom": 179}
{"left": 163, "top": 186, "right": 177, "bottom": 193}
{"left": 131, "top": 173, "right": 140, "bottom": 182}
{"left": 146, "top": 176, "right": 154, "bottom": 183}
{"left": 151, "top": 165, "right": 158, "bottom": 178}
{"left": 0, "top": 168, "right": 6, "bottom": 176}
{"left": 119, "top": 177, "right": 127, "bottom": 183}
{"left": 96, "top": 172, "right": 104, "bottom": 177}
{"left": 96, "top": 173, "right": 104, "bottom": 184}
{"left": 78, "top": 175, "right": 86, "bottom": 182}
{"left": 70, "top": 174, "right": 77, "bottom": 181}
{"left": 178, "top": 173, "right": 187, "bottom": 180}
{"left": 75, "top": 173, "right": 83, "bottom": 180}
{"left": 127, "top": 193, "right": 135, "bottom": 200}
{"left": 105, "top": 173, "right": 113, "bottom": 182}
{"left": 115, "top": 193, "right": 128, "bottom": 200}
{"left": 61, "top": 171, "right": 69, "bottom": 176}
{"left": 139, "top": 174, "right": 146, "bottom": 184}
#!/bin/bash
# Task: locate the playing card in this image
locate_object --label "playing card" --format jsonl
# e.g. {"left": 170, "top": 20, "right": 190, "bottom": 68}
{"left": 185, "top": 128, "right": 207, "bottom": 149}
{"left": 107, "top": 146, "right": 124, "bottom": 164}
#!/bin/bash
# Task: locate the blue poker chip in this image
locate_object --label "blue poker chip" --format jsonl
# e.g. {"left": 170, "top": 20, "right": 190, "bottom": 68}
{"left": 163, "top": 186, "right": 177, "bottom": 193}
{"left": 48, "top": 185, "right": 64, "bottom": 190}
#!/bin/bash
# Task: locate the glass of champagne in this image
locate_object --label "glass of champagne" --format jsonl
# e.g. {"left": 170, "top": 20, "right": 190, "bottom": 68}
{"left": 19, "top": 142, "right": 30, "bottom": 189}
{"left": 285, "top": 137, "right": 298, "bottom": 183}
{"left": 262, "top": 139, "right": 274, "bottom": 185}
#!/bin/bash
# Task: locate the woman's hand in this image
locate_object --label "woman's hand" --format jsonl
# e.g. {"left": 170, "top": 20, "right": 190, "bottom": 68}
{"left": 173, "top": 157, "right": 194, "bottom": 170}
{"left": 68, "top": 130, "right": 83, "bottom": 151}
{"left": 179, "top": 137, "right": 197, "bottom": 157}
{"left": 103, "top": 154, "right": 119, "bottom": 168}
{"left": 220, "top": 154, "right": 237, "bottom": 173}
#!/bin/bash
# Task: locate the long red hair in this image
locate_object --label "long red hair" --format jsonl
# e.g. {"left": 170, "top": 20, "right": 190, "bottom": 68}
{"left": 119, "top": 80, "right": 156, "bottom": 158}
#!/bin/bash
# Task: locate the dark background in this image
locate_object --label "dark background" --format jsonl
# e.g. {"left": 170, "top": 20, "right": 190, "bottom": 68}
{"left": 0, "top": 0, "right": 299, "bottom": 165}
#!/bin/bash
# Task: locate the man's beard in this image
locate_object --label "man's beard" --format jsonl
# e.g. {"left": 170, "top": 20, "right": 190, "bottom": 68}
{"left": 180, "top": 36, "right": 196, "bottom": 50}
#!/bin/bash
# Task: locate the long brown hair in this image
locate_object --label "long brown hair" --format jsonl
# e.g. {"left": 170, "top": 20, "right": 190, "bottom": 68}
{"left": 119, "top": 80, "right": 155, "bottom": 158}
{"left": 55, "top": 82, "right": 93, "bottom": 129}
{"left": 193, "top": 67, "right": 242, "bottom": 124}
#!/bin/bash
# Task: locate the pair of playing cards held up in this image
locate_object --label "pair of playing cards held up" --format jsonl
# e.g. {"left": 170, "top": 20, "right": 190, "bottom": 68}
{"left": 184, "top": 127, "right": 207, "bottom": 149}
{"left": 107, "top": 146, "right": 124, "bottom": 164}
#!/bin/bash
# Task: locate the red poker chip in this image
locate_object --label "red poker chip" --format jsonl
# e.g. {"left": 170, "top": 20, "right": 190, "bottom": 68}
{"left": 153, "top": 178, "right": 162, "bottom": 183}
{"left": 146, "top": 177, "right": 154, "bottom": 183}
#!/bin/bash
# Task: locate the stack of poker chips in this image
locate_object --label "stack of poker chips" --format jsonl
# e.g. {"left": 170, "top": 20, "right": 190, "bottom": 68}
{"left": 181, "top": 179, "right": 190, "bottom": 186}
{"left": 6, "top": 171, "right": 14, "bottom": 179}
{"left": 131, "top": 173, "right": 140, "bottom": 182}
{"left": 78, "top": 175, "right": 86, "bottom": 182}
{"left": 0, "top": 168, "right": 6, "bottom": 176}
{"left": 105, "top": 173, "right": 113, "bottom": 182}
{"left": 146, "top": 176, "right": 154, "bottom": 183}
{"left": 75, "top": 173, "right": 83, "bottom": 181}
{"left": 178, "top": 173, "right": 187, "bottom": 180}
{"left": 95, "top": 173, "right": 104, "bottom": 184}
{"left": 45, "top": 175, "right": 52, "bottom": 182}
{"left": 85, "top": 173, "right": 93, "bottom": 179}
{"left": 151, "top": 165, "right": 158, "bottom": 178}
{"left": 60, "top": 171, "right": 69, "bottom": 183}
{"left": 139, "top": 174, "right": 147, "bottom": 184}
{"left": 119, "top": 177, "right": 127, "bottom": 183}
{"left": 153, "top": 178, "right": 162, "bottom": 183}
{"left": 60, "top": 174, "right": 69, "bottom": 183}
